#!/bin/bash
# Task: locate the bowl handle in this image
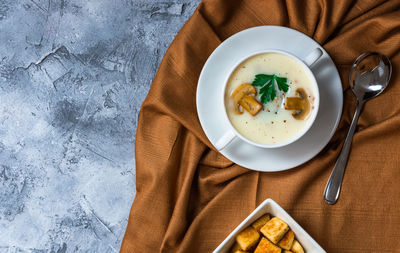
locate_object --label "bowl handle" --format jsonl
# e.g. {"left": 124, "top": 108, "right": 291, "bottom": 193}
{"left": 303, "top": 48, "right": 323, "bottom": 67}
{"left": 215, "top": 130, "right": 236, "bottom": 151}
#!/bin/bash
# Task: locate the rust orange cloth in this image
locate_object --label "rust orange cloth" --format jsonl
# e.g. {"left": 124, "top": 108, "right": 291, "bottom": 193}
{"left": 121, "top": 0, "right": 400, "bottom": 252}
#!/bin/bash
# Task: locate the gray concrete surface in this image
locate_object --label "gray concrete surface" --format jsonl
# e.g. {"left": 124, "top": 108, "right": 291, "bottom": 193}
{"left": 0, "top": 0, "right": 200, "bottom": 252}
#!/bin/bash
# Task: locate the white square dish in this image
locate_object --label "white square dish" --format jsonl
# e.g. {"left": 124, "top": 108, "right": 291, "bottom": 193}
{"left": 213, "top": 198, "right": 326, "bottom": 253}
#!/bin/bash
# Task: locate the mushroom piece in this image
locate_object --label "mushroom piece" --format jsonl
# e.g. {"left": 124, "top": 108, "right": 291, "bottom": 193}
{"left": 284, "top": 88, "right": 311, "bottom": 120}
{"left": 230, "top": 83, "right": 263, "bottom": 116}
{"left": 239, "top": 95, "right": 263, "bottom": 116}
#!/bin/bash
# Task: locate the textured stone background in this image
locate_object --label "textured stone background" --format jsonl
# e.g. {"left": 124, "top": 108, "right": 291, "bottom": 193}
{"left": 0, "top": 0, "right": 200, "bottom": 252}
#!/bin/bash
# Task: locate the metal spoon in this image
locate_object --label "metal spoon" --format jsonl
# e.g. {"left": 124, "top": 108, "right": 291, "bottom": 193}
{"left": 324, "top": 52, "right": 392, "bottom": 205}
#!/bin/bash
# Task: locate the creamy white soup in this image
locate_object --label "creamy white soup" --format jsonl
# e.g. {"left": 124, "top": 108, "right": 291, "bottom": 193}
{"left": 225, "top": 52, "right": 316, "bottom": 145}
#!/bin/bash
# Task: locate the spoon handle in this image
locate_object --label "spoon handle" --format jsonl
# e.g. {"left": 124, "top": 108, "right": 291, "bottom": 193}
{"left": 324, "top": 101, "right": 364, "bottom": 205}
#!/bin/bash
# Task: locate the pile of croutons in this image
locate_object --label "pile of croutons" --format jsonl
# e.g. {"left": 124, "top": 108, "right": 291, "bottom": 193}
{"left": 230, "top": 214, "right": 305, "bottom": 253}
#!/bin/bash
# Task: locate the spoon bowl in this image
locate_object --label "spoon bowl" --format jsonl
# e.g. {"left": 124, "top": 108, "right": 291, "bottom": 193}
{"left": 349, "top": 52, "right": 392, "bottom": 101}
{"left": 324, "top": 52, "right": 392, "bottom": 205}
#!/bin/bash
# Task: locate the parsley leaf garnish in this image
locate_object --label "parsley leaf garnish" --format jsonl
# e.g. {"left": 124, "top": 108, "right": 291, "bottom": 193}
{"left": 252, "top": 74, "right": 289, "bottom": 103}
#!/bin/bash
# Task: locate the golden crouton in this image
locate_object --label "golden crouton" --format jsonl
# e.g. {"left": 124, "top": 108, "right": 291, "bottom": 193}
{"left": 251, "top": 214, "right": 271, "bottom": 231}
{"left": 231, "top": 242, "right": 248, "bottom": 253}
{"left": 278, "top": 230, "right": 294, "bottom": 250}
{"left": 260, "top": 217, "right": 289, "bottom": 244}
{"left": 291, "top": 240, "right": 304, "bottom": 253}
{"left": 236, "top": 226, "right": 260, "bottom": 251}
{"left": 230, "top": 242, "right": 241, "bottom": 253}
{"left": 254, "top": 237, "right": 281, "bottom": 253}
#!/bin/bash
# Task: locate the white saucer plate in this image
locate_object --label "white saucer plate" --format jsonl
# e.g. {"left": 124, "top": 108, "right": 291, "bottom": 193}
{"left": 196, "top": 26, "right": 343, "bottom": 172}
